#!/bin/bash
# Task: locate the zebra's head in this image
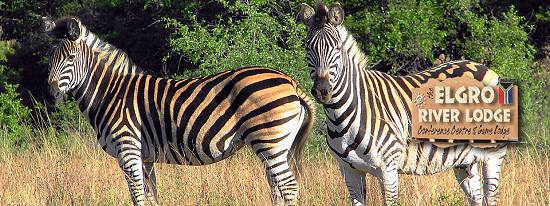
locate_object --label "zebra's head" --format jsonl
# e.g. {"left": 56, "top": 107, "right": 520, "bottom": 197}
{"left": 298, "top": 3, "right": 345, "bottom": 104}
{"left": 45, "top": 18, "right": 88, "bottom": 99}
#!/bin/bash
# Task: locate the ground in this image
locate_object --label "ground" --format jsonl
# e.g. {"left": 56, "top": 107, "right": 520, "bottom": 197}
{"left": 0, "top": 137, "right": 548, "bottom": 205}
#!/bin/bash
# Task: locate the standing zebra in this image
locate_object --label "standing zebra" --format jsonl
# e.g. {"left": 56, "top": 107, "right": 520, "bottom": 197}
{"left": 44, "top": 17, "right": 315, "bottom": 206}
{"left": 298, "top": 3, "right": 507, "bottom": 206}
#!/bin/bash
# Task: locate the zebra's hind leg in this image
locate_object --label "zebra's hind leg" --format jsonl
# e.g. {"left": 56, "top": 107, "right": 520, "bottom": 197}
{"left": 378, "top": 162, "right": 399, "bottom": 206}
{"left": 482, "top": 147, "right": 506, "bottom": 206}
{"left": 454, "top": 163, "right": 482, "bottom": 206}
{"left": 338, "top": 162, "right": 366, "bottom": 206}
{"left": 143, "top": 162, "right": 159, "bottom": 205}
{"left": 257, "top": 148, "right": 298, "bottom": 206}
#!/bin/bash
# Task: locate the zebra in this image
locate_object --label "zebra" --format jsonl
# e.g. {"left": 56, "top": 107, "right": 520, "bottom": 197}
{"left": 44, "top": 17, "right": 315, "bottom": 206}
{"left": 298, "top": 3, "right": 507, "bottom": 206}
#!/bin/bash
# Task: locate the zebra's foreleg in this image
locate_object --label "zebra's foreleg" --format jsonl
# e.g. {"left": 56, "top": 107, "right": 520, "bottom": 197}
{"left": 116, "top": 140, "right": 148, "bottom": 206}
{"left": 378, "top": 162, "right": 399, "bottom": 206}
{"left": 143, "top": 162, "right": 158, "bottom": 205}
{"left": 338, "top": 162, "right": 366, "bottom": 206}
{"left": 482, "top": 147, "right": 506, "bottom": 206}
{"left": 257, "top": 148, "right": 298, "bottom": 206}
{"left": 454, "top": 163, "right": 482, "bottom": 206}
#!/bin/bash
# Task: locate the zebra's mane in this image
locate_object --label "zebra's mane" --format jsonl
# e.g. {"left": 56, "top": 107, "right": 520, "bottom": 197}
{"left": 338, "top": 26, "right": 369, "bottom": 71}
{"left": 91, "top": 42, "right": 143, "bottom": 74}
{"left": 81, "top": 28, "right": 143, "bottom": 74}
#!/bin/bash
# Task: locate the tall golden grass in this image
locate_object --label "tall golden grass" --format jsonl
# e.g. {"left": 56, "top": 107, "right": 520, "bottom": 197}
{"left": 0, "top": 137, "right": 548, "bottom": 206}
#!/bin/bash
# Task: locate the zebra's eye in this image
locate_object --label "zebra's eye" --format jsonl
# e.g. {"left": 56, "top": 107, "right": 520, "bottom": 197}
{"left": 67, "top": 54, "right": 76, "bottom": 61}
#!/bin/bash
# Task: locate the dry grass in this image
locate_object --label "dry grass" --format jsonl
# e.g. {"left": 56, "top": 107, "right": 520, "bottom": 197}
{"left": 0, "top": 139, "right": 548, "bottom": 206}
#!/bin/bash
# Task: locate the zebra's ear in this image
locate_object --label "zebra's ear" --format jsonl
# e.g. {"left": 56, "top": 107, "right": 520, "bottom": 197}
{"left": 42, "top": 17, "right": 56, "bottom": 33}
{"left": 44, "top": 17, "right": 81, "bottom": 41}
{"left": 298, "top": 3, "right": 315, "bottom": 27}
{"left": 328, "top": 3, "right": 345, "bottom": 26}
{"left": 66, "top": 18, "right": 81, "bottom": 41}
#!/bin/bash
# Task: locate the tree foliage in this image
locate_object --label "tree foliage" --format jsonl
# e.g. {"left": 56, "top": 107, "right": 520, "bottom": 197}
{"left": 164, "top": 1, "right": 310, "bottom": 87}
{"left": 0, "top": 82, "right": 31, "bottom": 146}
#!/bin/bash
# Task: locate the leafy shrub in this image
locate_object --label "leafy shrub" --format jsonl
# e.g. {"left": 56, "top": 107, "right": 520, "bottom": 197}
{"left": 460, "top": 7, "right": 535, "bottom": 81}
{"left": 0, "top": 41, "right": 16, "bottom": 84}
{"left": 343, "top": 0, "right": 536, "bottom": 75}
{"left": 0, "top": 40, "right": 30, "bottom": 147}
{"left": 48, "top": 100, "right": 89, "bottom": 133}
{"left": 346, "top": 0, "right": 447, "bottom": 72}
{"left": 164, "top": 0, "right": 310, "bottom": 89}
{"left": 0, "top": 82, "right": 31, "bottom": 147}
{"left": 432, "top": 193, "right": 466, "bottom": 206}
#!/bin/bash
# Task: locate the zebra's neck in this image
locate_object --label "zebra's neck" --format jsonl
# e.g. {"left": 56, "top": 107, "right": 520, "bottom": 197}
{"left": 71, "top": 43, "right": 142, "bottom": 119}
{"left": 323, "top": 26, "right": 370, "bottom": 138}
{"left": 325, "top": 26, "right": 368, "bottom": 109}
{"left": 326, "top": 26, "right": 412, "bottom": 142}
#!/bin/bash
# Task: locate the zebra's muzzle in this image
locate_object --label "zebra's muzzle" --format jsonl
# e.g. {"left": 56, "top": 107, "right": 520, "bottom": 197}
{"left": 48, "top": 80, "right": 65, "bottom": 102}
{"left": 311, "top": 79, "right": 333, "bottom": 104}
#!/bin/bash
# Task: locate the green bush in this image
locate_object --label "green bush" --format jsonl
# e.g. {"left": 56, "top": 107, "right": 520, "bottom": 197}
{"left": 343, "top": 0, "right": 536, "bottom": 76}
{"left": 48, "top": 100, "right": 89, "bottom": 132}
{"left": 164, "top": 0, "right": 310, "bottom": 89}
{"left": 346, "top": 0, "right": 447, "bottom": 71}
{"left": 0, "top": 82, "right": 31, "bottom": 147}
{"left": 0, "top": 40, "right": 31, "bottom": 147}
{"left": 0, "top": 41, "right": 16, "bottom": 84}
{"left": 460, "top": 7, "right": 535, "bottom": 81}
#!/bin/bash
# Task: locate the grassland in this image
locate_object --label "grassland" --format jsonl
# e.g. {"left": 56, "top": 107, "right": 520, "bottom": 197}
{"left": 0, "top": 131, "right": 548, "bottom": 206}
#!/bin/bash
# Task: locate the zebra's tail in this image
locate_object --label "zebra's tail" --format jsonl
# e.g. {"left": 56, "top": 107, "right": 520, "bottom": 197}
{"left": 289, "top": 88, "right": 316, "bottom": 180}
